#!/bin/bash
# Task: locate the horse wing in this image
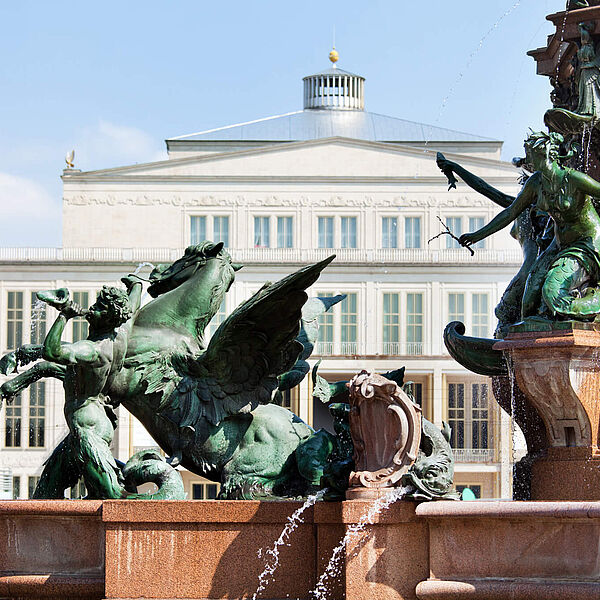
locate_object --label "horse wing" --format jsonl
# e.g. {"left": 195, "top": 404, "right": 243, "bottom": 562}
{"left": 170, "top": 256, "right": 335, "bottom": 427}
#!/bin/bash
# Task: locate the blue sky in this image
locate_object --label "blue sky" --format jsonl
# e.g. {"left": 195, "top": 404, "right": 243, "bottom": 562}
{"left": 0, "top": 1, "right": 565, "bottom": 246}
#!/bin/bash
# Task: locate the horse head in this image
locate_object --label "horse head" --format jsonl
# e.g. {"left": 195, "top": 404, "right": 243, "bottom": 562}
{"left": 147, "top": 241, "right": 242, "bottom": 298}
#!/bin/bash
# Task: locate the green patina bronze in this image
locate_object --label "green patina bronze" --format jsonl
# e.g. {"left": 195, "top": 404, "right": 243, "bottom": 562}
{"left": 1, "top": 242, "right": 346, "bottom": 500}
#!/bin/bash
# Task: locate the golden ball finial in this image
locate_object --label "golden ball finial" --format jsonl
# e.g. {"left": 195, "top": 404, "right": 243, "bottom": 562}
{"left": 329, "top": 47, "right": 339, "bottom": 64}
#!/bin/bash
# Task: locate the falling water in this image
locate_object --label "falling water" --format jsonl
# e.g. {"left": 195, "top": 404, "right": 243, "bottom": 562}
{"left": 133, "top": 261, "right": 155, "bottom": 276}
{"left": 424, "top": 0, "right": 522, "bottom": 150}
{"left": 506, "top": 354, "right": 517, "bottom": 500}
{"left": 30, "top": 299, "right": 45, "bottom": 338}
{"left": 311, "top": 487, "right": 407, "bottom": 600}
{"left": 251, "top": 489, "right": 326, "bottom": 600}
{"left": 554, "top": 1, "right": 572, "bottom": 82}
{"left": 583, "top": 123, "right": 593, "bottom": 173}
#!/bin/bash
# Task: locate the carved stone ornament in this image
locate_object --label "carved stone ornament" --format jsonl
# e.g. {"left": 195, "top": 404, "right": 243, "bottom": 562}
{"left": 347, "top": 371, "right": 422, "bottom": 489}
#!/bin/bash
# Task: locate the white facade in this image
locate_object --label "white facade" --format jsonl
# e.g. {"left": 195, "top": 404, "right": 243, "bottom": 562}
{"left": 0, "top": 64, "right": 524, "bottom": 500}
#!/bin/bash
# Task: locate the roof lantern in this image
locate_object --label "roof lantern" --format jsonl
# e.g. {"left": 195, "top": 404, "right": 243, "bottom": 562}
{"left": 303, "top": 48, "right": 365, "bottom": 111}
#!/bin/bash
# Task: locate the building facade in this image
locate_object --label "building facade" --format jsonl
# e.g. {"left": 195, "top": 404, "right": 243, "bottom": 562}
{"left": 0, "top": 58, "right": 523, "bottom": 499}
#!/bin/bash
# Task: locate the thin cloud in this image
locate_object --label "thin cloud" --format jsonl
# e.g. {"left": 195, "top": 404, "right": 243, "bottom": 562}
{"left": 74, "top": 120, "right": 167, "bottom": 170}
{"left": 0, "top": 172, "right": 57, "bottom": 218}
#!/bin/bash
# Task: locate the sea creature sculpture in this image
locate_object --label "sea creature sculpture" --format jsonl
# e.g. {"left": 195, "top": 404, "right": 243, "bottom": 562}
{"left": 1, "top": 242, "right": 338, "bottom": 499}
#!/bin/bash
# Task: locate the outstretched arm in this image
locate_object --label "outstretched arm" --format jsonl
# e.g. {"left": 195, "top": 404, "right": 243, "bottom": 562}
{"left": 43, "top": 313, "right": 100, "bottom": 366}
{"left": 571, "top": 170, "right": 600, "bottom": 198}
{"left": 459, "top": 174, "right": 538, "bottom": 247}
{"left": 437, "top": 153, "right": 515, "bottom": 208}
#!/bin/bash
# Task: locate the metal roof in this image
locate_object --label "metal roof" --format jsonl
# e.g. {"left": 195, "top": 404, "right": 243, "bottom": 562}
{"left": 168, "top": 110, "right": 498, "bottom": 143}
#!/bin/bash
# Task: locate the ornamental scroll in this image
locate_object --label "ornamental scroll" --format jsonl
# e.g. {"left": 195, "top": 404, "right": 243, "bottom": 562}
{"left": 348, "top": 371, "right": 421, "bottom": 490}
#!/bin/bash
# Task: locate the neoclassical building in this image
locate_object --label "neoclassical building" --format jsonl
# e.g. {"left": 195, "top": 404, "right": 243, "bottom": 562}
{"left": 0, "top": 55, "right": 522, "bottom": 500}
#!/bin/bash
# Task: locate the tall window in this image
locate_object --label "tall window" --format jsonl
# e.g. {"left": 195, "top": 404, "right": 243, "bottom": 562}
{"left": 29, "top": 382, "right": 45, "bottom": 448}
{"left": 28, "top": 476, "right": 39, "bottom": 499}
{"left": 382, "top": 293, "right": 401, "bottom": 354}
{"left": 445, "top": 217, "right": 462, "bottom": 248}
{"left": 341, "top": 293, "right": 357, "bottom": 354}
{"left": 448, "top": 381, "right": 491, "bottom": 457}
{"left": 190, "top": 216, "right": 207, "bottom": 245}
{"left": 207, "top": 299, "right": 226, "bottom": 339}
{"left": 341, "top": 217, "right": 357, "bottom": 248}
{"left": 448, "top": 383, "right": 465, "bottom": 449}
{"left": 405, "top": 217, "right": 421, "bottom": 249}
{"left": 5, "top": 393, "right": 22, "bottom": 447}
{"left": 448, "top": 293, "right": 465, "bottom": 323}
{"left": 213, "top": 216, "right": 229, "bottom": 247}
{"left": 254, "top": 216, "right": 270, "bottom": 247}
{"left": 30, "top": 292, "right": 46, "bottom": 344}
{"left": 471, "top": 383, "right": 489, "bottom": 449}
{"left": 7, "top": 291, "right": 23, "bottom": 351}
{"left": 382, "top": 217, "right": 398, "bottom": 249}
{"left": 469, "top": 217, "right": 485, "bottom": 249}
{"left": 406, "top": 293, "right": 423, "bottom": 355}
{"left": 277, "top": 217, "right": 293, "bottom": 248}
{"left": 72, "top": 292, "right": 89, "bottom": 342}
{"left": 317, "top": 292, "right": 334, "bottom": 355}
{"left": 12, "top": 476, "right": 20, "bottom": 499}
{"left": 318, "top": 217, "right": 334, "bottom": 249}
{"left": 472, "top": 293, "right": 489, "bottom": 337}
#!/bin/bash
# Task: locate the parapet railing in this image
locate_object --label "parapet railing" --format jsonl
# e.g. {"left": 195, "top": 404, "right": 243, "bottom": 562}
{"left": 0, "top": 247, "right": 522, "bottom": 265}
{"left": 452, "top": 448, "right": 495, "bottom": 463}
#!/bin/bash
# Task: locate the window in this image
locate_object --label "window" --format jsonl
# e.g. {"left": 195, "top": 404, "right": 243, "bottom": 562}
{"left": 12, "top": 476, "right": 20, "bottom": 499}
{"left": 341, "top": 217, "right": 357, "bottom": 248}
{"left": 192, "top": 481, "right": 220, "bottom": 499}
{"left": 30, "top": 292, "right": 46, "bottom": 344}
{"left": 28, "top": 476, "right": 39, "bottom": 499}
{"left": 254, "top": 216, "right": 270, "bottom": 247}
{"left": 448, "top": 293, "right": 465, "bottom": 323}
{"left": 448, "top": 380, "right": 492, "bottom": 456}
{"left": 406, "top": 293, "right": 423, "bottom": 355}
{"left": 448, "top": 383, "right": 465, "bottom": 449}
{"left": 456, "top": 484, "right": 481, "bottom": 499}
{"left": 7, "top": 291, "right": 23, "bottom": 351}
{"left": 317, "top": 292, "right": 334, "bottom": 355}
{"left": 445, "top": 217, "right": 462, "bottom": 248}
{"left": 382, "top": 293, "right": 401, "bottom": 354}
{"left": 280, "top": 387, "right": 299, "bottom": 414}
{"left": 469, "top": 217, "right": 486, "bottom": 249}
{"left": 472, "top": 294, "right": 489, "bottom": 338}
{"left": 190, "top": 216, "right": 207, "bottom": 245}
{"left": 72, "top": 292, "right": 89, "bottom": 342}
{"left": 5, "top": 393, "right": 22, "bottom": 447}
{"left": 277, "top": 217, "right": 293, "bottom": 248}
{"left": 213, "top": 216, "right": 229, "bottom": 247}
{"left": 471, "top": 383, "right": 489, "bottom": 450}
{"left": 382, "top": 217, "right": 398, "bottom": 249}
{"left": 207, "top": 299, "right": 226, "bottom": 339}
{"left": 341, "top": 293, "right": 357, "bottom": 354}
{"left": 405, "top": 217, "right": 421, "bottom": 249}
{"left": 318, "top": 217, "right": 334, "bottom": 249}
{"left": 29, "top": 382, "right": 45, "bottom": 448}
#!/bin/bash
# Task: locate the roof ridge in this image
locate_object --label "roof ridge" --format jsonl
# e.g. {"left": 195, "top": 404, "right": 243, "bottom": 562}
{"left": 168, "top": 110, "right": 303, "bottom": 140}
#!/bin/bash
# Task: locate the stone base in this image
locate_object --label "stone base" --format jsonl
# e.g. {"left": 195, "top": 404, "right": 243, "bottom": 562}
{"left": 345, "top": 486, "right": 400, "bottom": 500}
{"left": 531, "top": 447, "right": 600, "bottom": 500}
{"left": 3, "top": 499, "right": 600, "bottom": 599}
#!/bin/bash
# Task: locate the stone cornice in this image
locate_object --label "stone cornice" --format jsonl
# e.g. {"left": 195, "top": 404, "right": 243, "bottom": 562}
{"left": 64, "top": 192, "right": 498, "bottom": 208}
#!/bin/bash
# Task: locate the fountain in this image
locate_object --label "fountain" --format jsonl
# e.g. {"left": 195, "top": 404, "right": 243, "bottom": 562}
{"left": 4, "top": 3, "right": 600, "bottom": 600}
